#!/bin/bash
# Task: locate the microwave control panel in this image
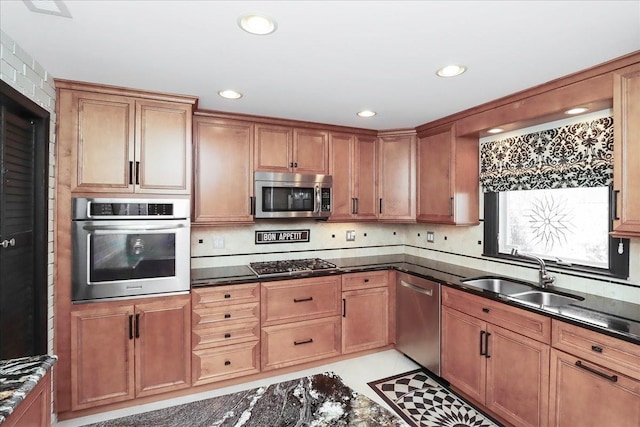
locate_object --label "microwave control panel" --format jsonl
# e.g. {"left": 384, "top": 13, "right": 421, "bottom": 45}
{"left": 321, "top": 188, "right": 331, "bottom": 212}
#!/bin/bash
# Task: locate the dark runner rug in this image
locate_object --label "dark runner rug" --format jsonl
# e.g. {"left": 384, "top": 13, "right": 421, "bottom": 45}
{"left": 368, "top": 369, "right": 502, "bottom": 427}
{"left": 82, "top": 372, "right": 408, "bottom": 427}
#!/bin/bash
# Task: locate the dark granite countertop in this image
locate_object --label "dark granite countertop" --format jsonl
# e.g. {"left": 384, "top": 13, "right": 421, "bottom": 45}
{"left": 0, "top": 354, "right": 57, "bottom": 424}
{"left": 191, "top": 254, "right": 640, "bottom": 346}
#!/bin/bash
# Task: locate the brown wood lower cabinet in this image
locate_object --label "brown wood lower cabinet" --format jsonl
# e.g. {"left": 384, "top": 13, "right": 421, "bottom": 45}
{"left": 261, "top": 316, "right": 341, "bottom": 371}
{"left": 441, "top": 287, "right": 550, "bottom": 427}
{"left": 191, "top": 284, "right": 260, "bottom": 386}
{"left": 549, "top": 348, "right": 640, "bottom": 426}
{"left": 341, "top": 271, "right": 390, "bottom": 354}
{"left": 70, "top": 294, "right": 191, "bottom": 410}
{"left": 4, "top": 371, "right": 51, "bottom": 427}
{"left": 549, "top": 320, "right": 640, "bottom": 426}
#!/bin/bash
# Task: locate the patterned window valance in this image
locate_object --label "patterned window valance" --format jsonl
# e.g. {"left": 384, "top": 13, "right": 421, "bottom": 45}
{"left": 480, "top": 116, "right": 613, "bottom": 192}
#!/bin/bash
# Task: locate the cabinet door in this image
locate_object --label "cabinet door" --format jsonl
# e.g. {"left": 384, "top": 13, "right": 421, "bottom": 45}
{"left": 193, "top": 118, "right": 254, "bottom": 223}
{"left": 441, "top": 306, "right": 486, "bottom": 403}
{"left": 417, "top": 129, "right": 453, "bottom": 223}
{"left": 354, "top": 136, "right": 378, "bottom": 220}
{"left": 254, "top": 124, "right": 292, "bottom": 172}
{"left": 70, "top": 304, "right": 135, "bottom": 409}
{"left": 342, "top": 287, "right": 389, "bottom": 354}
{"left": 613, "top": 63, "right": 640, "bottom": 237}
{"left": 485, "top": 324, "right": 550, "bottom": 427}
{"left": 65, "top": 90, "right": 135, "bottom": 193}
{"left": 134, "top": 295, "right": 191, "bottom": 397}
{"left": 549, "top": 349, "right": 640, "bottom": 427}
{"left": 378, "top": 133, "right": 416, "bottom": 221}
{"left": 136, "top": 100, "right": 191, "bottom": 194}
{"left": 329, "top": 133, "right": 355, "bottom": 220}
{"left": 293, "top": 128, "right": 329, "bottom": 174}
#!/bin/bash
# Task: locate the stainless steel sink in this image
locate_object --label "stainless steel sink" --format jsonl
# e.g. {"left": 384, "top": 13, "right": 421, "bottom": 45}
{"left": 460, "top": 277, "right": 534, "bottom": 295}
{"left": 507, "top": 290, "right": 584, "bottom": 307}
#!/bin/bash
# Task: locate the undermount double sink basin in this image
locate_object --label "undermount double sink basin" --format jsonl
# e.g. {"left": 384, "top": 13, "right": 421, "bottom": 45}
{"left": 460, "top": 277, "right": 584, "bottom": 308}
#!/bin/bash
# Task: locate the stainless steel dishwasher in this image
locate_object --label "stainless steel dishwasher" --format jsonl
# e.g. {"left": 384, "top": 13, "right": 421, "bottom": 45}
{"left": 396, "top": 272, "right": 441, "bottom": 375}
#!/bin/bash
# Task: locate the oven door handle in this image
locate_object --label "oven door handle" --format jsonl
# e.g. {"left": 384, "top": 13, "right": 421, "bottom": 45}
{"left": 82, "top": 224, "right": 186, "bottom": 232}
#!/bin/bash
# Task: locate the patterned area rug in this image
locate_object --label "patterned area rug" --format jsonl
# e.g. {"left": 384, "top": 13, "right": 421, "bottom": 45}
{"left": 82, "top": 372, "right": 407, "bottom": 427}
{"left": 368, "top": 369, "right": 502, "bottom": 427}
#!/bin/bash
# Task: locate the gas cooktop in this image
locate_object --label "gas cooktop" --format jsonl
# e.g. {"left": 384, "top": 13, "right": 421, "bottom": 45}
{"left": 248, "top": 258, "right": 339, "bottom": 277}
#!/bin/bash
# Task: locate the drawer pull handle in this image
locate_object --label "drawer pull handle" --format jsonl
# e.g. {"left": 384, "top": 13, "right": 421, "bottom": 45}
{"left": 224, "top": 360, "right": 231, "bottom": 366}
{"left": 224, "top": 333, "right": 231, "bottom": 338}
{"left": 480, "top": 330, "right": 486, "bottom": 356}
{"left": 294, "top": 338, "right": 313, "bottom": 346}
{"left": 294, "top": 297, "right": 313, "bottom": 303}
{"left": 484, "top": 332, "right": 491, "bottom": 358}
{"left": 482, "top": 308, "right": 490, "bottom": 313}
{"left": 224, "top": 293, "right": 231, "bottom": 299}
{"left": 591, "top": 345, "right": 603, "bottom": 353}
{"left": 224, "top": 313, "right": 231, "bottom": 319}
{"left": 575, "top": 360, "right": 617, "bottom": 382}
{"left": 364, "top": 279, "right": 369, "bottom": 283}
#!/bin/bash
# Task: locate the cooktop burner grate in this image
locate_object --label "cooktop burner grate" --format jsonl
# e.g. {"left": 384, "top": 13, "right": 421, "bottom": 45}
{"left": 249, "top": 258, "right": 338, "bottom": 277}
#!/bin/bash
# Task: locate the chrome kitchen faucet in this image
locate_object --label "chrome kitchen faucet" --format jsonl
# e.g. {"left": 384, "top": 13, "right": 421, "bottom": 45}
{"left": 510, "top": 248, "right": 556, "bottom": 289}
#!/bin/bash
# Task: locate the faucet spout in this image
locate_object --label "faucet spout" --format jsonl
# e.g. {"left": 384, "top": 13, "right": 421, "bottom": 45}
{"left": 510, "top": 248, "right": 555, "bottom": 289}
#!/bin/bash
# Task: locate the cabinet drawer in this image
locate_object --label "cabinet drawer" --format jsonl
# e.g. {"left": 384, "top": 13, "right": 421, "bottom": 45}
{"left": 552, "top": 320, "right": 640, "bottom": 380}
{"left": 193, "top": 321, "right": 259, "bottom": 350}
{"left": 261, "top": 276, "right": 341, "bottom": 326}
{"left": 193, "top": 302, "right": 259, "bottom": 328}
{"left": 192, "top": 340, "right": 260, "bottom": 386}
{"left": 342, "top": 270, "right": 389, "bottom": 291}
{"left": 261, "top": 316, "right": 341, "bottom": 371}
{"left": 192, "top": 283, "right": 259, "bottom": 307}
{"left": 442, "top": 286, "right": 551, "bottom": 344}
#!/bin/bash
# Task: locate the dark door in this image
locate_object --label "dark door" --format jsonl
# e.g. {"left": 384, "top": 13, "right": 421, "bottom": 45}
{"left": 0, "top": 81, "right": 49, "bottom": 358}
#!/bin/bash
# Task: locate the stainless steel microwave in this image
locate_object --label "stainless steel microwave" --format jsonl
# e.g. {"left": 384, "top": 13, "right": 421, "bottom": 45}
{"left": 254, "top": 172, "right": 332, "bottom": 219}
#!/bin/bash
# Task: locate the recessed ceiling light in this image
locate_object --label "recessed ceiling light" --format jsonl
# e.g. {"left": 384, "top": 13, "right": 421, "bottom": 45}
{"left": 565, "top": 107, "right": 589, "bottom": 115}
{"left": 23, "top": 0, "right": 72, "bottom": 18}
{"left": 357, "top": 110, "right": 377, "bottom": 118}
{"left": 238, "top": 14, "right": 277, "bottom": 35}
{"left": 436, "top": 64, "right": 467, "bottom": 77}
{"left": 487, "top": 128, "right": 504, "bottom": 134}
{"left": 218, "top": 90, "right": 243, "bottom": 100}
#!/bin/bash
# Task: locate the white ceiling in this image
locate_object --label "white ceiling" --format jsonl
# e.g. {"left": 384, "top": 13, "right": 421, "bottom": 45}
{"left": 1, "top": 1, "right": 639, "bottom": 130}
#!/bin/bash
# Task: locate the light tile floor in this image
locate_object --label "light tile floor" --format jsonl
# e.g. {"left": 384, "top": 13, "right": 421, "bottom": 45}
{"left": 54, "top": 349, "right": 419, "bottom": 426}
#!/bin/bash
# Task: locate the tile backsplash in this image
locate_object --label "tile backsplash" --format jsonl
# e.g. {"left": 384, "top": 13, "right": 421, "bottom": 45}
{"left": 191, "top": 220, "right": 640, "bottom": 304}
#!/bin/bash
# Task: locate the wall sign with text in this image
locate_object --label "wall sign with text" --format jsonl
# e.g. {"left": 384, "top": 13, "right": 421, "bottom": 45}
{"left": 255, "top": 229, "right": 310, "bottom": 244}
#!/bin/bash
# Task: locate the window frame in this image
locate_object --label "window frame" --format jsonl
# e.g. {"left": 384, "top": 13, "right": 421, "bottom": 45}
{"left": 483, "top": 189, "right": 629, "bottom": 279}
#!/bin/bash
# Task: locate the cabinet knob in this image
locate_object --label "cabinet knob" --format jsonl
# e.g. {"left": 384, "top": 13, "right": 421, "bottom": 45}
{"left": 224, "top": 360, "right": 231, "bottom": 366}
{"left": 591, "top": 345, "right": 603, "bottom": 353}
{"left": 224, "top": 333, "right": 231, "bottom": 339}
{"left": 224, "top": 293, "right": 231, "bottom": 299}
{"left": 224, "top": 313, "right": 231, "bottom": 319}
{"left": 482, "top": 307, "right": 490, "bottom": 313}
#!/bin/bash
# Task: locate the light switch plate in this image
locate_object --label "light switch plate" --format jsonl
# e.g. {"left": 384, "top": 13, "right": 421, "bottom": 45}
{"left": 346, "top": 230, "right": 356, "bottom": 241}
{"left": 427, "top": 231, "right": 435, "bottom": 243}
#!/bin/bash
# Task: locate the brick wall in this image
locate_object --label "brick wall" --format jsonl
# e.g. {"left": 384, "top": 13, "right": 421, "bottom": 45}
{"left": 0, "top": 30, "right": 56, "bottom": 354}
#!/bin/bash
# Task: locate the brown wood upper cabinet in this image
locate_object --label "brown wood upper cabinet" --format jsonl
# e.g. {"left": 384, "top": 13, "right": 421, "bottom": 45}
{"left": 254, "top": 124, "right": 329, "bottom": 174}
{"left": 377, "top": 131, "right": 416, "bottom": 222}
{"left": 192, "top": 115, "right": 254, "bottom": 224}
{"left": 56, "top": 80, "right": 196, "bottom": 195}
{"left": 417, "top": 123, "right": 479, "bottom": 225}
{"left": 612, "top": 63, "right": 640, "bottom": 238}
{"left": 329, "top": 133, "right": 378, "bottom": 221}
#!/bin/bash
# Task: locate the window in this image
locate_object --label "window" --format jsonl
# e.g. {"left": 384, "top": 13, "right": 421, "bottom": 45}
{"left": 484, "top": 188, "right": 629, "bottom": 278}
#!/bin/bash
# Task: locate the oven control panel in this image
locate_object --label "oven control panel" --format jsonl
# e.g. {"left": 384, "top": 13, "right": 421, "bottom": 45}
{"left": 89, "top": 202, "right": 174, "bottom": 217}
{"left": 72, "top": 198, "right": 190, "bottom": 220}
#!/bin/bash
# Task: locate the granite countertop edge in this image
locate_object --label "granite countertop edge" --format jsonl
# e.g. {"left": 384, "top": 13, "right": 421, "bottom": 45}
{"left": 0, "top": 354, "right": 57, "bottom": 424}
{"left": 191, "top": 255, "right": 640, "bottom": 346}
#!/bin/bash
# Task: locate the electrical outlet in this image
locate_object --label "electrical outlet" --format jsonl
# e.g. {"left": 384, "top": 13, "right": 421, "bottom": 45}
{"left": 426, "top": 231, "right": 435, "bottom": 243}
{"left": 213, "top": 236, "right": 225, "bottom": 249}
{"left": 346, "top": 230, "right": 356, "bottom": 241}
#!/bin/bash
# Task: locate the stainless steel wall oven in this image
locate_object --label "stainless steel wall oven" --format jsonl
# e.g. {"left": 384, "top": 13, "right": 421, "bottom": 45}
{"left": 71, "top": 198, "right": 190, "bottom": 302}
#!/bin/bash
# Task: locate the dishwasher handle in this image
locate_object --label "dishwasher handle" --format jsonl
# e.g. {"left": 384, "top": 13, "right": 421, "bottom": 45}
{"left": 400, "top": 280, "right": 434, "bottom": 296}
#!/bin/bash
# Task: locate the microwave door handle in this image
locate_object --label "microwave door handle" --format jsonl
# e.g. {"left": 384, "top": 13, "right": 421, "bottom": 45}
{"left": 82, "top": 224, "right": 186, "bottom": 232}
{"left": 315, "top": 185, "right": 321, "bottom": 213}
